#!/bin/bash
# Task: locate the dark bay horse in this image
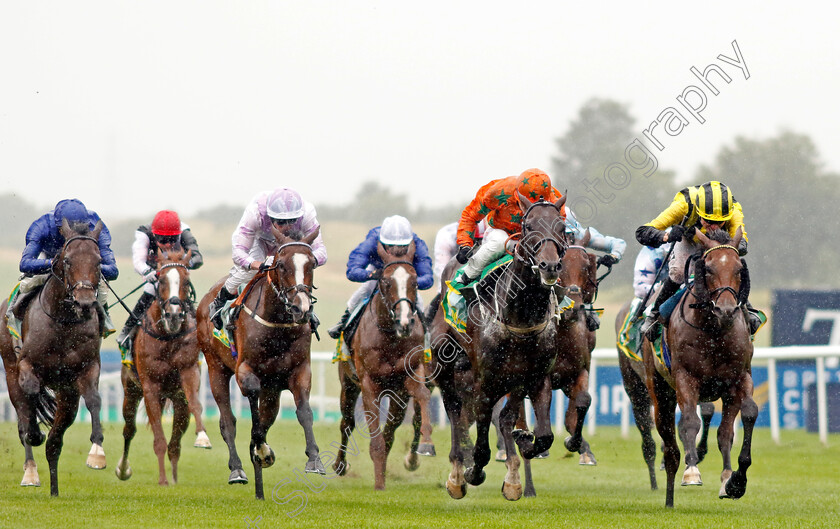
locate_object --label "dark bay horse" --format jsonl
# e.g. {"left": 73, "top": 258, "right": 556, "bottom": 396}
{"left": 332, "top": 242, "right": 434, "bottom": 490}
{"left": 445, "top": 194, "right": 568, "bottom": 501}
{"left": 115, "top": 247, "right": 211, "bottom": 485}
{"left": 615, "top": 299, "right": 715, "bottom": 491}
{"left": 0, "top": 220, "right": 107, "bottom": 496}
{"left": 643, "top": 227, "right": 757, "bottom": 508}
{"left": 197, "top": 226, "right": 324, "bottom": 500}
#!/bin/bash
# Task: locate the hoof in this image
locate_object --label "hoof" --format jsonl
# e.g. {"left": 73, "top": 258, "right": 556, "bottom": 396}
{"left": 564, "top": 435, "right": 582, "bottom": 453}
{"left": 305, "top": 458, "right": 326, "bottom": 475}
{"left": 252, "top": 444, "right": 275, "bottom": 468}
{"left": 193, "top": 431, "right": 212, "bottom": 449}
{"left": 333, "top": 461, "right": 349, "bottom": 476}
{"left": 534, "top": 450, "right": 550, "bottom": 459}
{"left": 26, "top": 430, "right": 45, "bottom": 447}
{"left": 495, "top": 449, "right": 507, "bottom": 462}
{"left": 512, "top": 429, "right": 534, "bottom": 445}
{"left": 722, "top": 471, "right": 747, "bottom": 499}
{"left": 681, "top": 465, "right": 702, "bottom": 486}
{"left": 21, "top": 462, "right": 40, "bottom": 487}
{"left": 228, "top": 469, "right": 248, "bottom": 484}
{"left": 579, "top": 452, "right": 597, "bottom": 466}
{"left": 501, "top": 481, "right": 523, "bottom": 501}
{"left": 115, "top": 456, "right": 132, "bottom": 481}
{"left": 446, "top": 478, "right": 467, "bottom": 499}
{"left": 404, "top": 453, "right": 420, "bottom": 472}
{"left": 416, "top": 443, "right": 436, "bottom": 457}
{"left": 464, "top": 467, "right": 486, "bottom": 487}
{"left": 86, "top": 444, "right": 107, "bottom": 469}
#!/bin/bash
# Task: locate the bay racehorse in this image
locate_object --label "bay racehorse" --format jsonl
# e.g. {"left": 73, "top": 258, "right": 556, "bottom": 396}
{"left": 615, "top": 299, "right": 715, "bottom": 491}
{"left": 445, "top": 194, "right": 568, "bottom": 501}
{"left": 0, "top": 219, "right": 107, "bottom": 496}
{"left": 332, "top": 242, "right": 434, "bottom": 490}
{"left": 115, "top": 247, "right": 211, "bottom": 485}
{"left": 643, "top": 227, "right": 757, "bottom": 507}
{"left": 197, "top": 226, "right": 325, "bottom": 500}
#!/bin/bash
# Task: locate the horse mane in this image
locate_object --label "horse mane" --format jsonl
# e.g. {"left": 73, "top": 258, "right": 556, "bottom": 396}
{"left": 285, "top": 228, "right": 306, "bottom": 241}
{"left": 67, "top": 221, "right": 91, "bottom": 236}
{"left": 704, "top": 228, "right": 731, "bottom": 244}
{"left": 387, "top": 245, "right": 409, "bottom": 257}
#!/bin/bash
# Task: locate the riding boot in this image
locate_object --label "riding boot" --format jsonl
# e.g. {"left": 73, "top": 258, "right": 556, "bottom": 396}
{"left": 117, "top": 292, "right": 155, "bottom": 352}
{"left": 210, "top": 288, "right": 237, "bottom": 330}
{"left": 328, "top": 309, "right": 350, "bottom": 340}
{"left": 585, "top": 307, "right": 601, "bottom": 332}
{"left": 744, "top": 300, "right": 762, "bottom": 335}
{"left": 309, "top": 312, "right": 321, "bottom": 340}
{"left": 641, "top": 277, "right": 681, "bottom": 342}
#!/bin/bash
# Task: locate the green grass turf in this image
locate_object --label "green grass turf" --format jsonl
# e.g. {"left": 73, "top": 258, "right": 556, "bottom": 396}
{"left": 1, "top": 419, "right": 838, "bottom": 529}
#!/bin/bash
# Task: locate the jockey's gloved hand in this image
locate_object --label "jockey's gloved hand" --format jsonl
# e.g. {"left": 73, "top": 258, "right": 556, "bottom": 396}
{"left": 143, "top": 269, "right": 158, "bottom": 283}
{"left": 456, "top": 246, "right": 473, "bottom": 264}
{"left": 685, "top": 225, "right": 697, "bottom": 239}
{"left": 369, "top": 269, "right": 383, "bottom": 280}
{"left": 258, "top": 261, "right": 271, "bottom": 272}
{"left": 668, "top": 225, "right": 686, "bottom": 242}
{"left": 597, "top": 254, "right": 617, "bottom": 267}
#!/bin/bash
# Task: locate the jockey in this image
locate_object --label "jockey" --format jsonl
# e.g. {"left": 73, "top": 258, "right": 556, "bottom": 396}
{"left": 7, "top": 198, "right": 119, "bottom": 337}
{"left": 636, "top": 181, "right": 759, "bottom": 339}
{"left": 209, "top": 188, "right": 327, "bottom": 330}
{"left": 433, "top": 220, "right": 487, "bottom": 287}
{"left": 327, "top": 215, "right": 434, "bottom": 340}
{"left": 116, "top": 210, "right": 204, "bottom": 353}
{"left": 455, "top": 168, "right": 625, "bottom": 329}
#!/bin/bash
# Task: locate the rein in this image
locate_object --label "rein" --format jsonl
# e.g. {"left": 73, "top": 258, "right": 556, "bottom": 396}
{"left": 678, "top": 245, "right": 743, "bottom": 332}
{"left": 373, "top": 260, "right": 423, "bottom": 334}
{"left": 40, "top": 235, "right": 101, "bottom": 324}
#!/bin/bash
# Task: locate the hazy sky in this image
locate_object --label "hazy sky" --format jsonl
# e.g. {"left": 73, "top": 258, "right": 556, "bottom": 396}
{"left": 2, "top": 1, "right": 838, "bottom": 220}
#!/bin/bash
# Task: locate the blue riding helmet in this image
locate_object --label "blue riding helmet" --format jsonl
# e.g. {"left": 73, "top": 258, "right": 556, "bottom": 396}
{"left": 54, "top": 199, "right": 89, "bottom": 225}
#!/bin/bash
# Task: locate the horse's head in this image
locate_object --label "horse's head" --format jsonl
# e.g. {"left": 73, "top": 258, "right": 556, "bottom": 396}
{"left": 154, "top": 247, "right": 193, "bottom": 334}
{"left": 515, "top": 192, "right": 568, "bottom": 287}
{"left": 268, "top": 224, "right": 319, "bottom": 324}
{"left": 560, "top": 229, "right": 598, "bottom": 315}
{"left": 376, "top": 241, "right": 418, "bottom": 338}
{"left": 693, "top": 227, "right": 745, "bottom": 330}
{"left": 55, "top": 219, "right": 103, "bottom": 314}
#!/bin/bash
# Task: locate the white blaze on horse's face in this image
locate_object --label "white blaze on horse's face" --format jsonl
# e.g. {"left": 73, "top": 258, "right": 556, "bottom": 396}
{"left": 392, "top": 266, "right": 411, "bottom": 327}
{"left": 293, "top": 253, "right": 311, "bottom": 313}
{"left": 161, "top": 267, "right": 183, "bottom": 332}
{"left": 165, "top": 267, "right": 180, "bottom": 299}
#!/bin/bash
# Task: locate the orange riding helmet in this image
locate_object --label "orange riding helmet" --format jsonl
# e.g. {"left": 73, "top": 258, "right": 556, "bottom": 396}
{"left": 517, "top": 168, "right": 553, "bottom": 202}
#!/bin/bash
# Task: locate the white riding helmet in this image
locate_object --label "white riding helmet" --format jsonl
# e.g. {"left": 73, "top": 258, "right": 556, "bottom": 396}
{"left": 379, "top": 215, "right": 413, "bottom": 245}
{"left": 267, "top": 188, "right": 305, "bottom": 220}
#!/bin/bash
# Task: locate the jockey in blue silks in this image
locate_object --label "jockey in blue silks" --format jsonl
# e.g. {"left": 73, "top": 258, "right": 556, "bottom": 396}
{"left": 8, "top": 198, "right": 119, "bottom": 338}
{"left": 328, "top": 215, "right": 434, "bottom": 340}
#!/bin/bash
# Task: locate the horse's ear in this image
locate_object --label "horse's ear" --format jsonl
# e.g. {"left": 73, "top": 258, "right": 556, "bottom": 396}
{"left": 303, "top": 227, "right": 320, "bottom": 247}
{"left": 60, "top": 218, "right": 74, "bottom": 239}
{"left": 181, "top": 249, "right": 193, "bottom": 266}
{"left": 577, "top": 228, "right": 591, "bottom": 247}
{"left": 731, "top": 226, "right": 743, "bottom": 250}
{"left": 554, "top": 192, "right": 567, "bottom": 211}
{"left": 694, "top": 258, "right": 709, "bottom": 300}
{"left": 405, "top": 241, "right": 416, "bottom": 262}
{"left": 694, "top": 228, "right": 712, "bottom": 248}
{"left": 272, "top": 223, "right": 288, "bottom": 246}
{"left": 516, "top": 190, "right": 533, "bottom": 214}
{"left": 377, "top": 241, "right": 389, "bottom": 262}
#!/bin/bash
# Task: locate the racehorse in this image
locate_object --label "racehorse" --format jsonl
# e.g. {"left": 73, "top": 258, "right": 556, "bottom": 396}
{"left": 444, "top": 194, "right": 568, "bottom": 501}
{"left": 0, "top": 219, "right": 107, "bottom": 496}
{"left": 615, "top": 299, "right": 715, "bottom": 491}
{"left": 643, "top": 227, "right": 757, "bottom": 508}
{"left": 332, "top": 241, "right": 435, "bottom": 490}
{"left": 197, "top": 226, "right": 325, "bottom": 500}
{"left": 115, "top": 247, "right": 211, "bottom": 485}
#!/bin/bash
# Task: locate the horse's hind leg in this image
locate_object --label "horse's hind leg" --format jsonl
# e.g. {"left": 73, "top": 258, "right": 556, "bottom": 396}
{"left": 333, "top": 370, "right": 360, "bottom": 477}
{"left": 290, "top": 364, "right": 325, "bottom": 475}
{"left": 116, "top": 368, "right": 143, "bottom": 481}
{"left": 180, "top": 364, "right": 211, "bottom": 449}
{"left": 465, "top": 384, "right": 505, "bottom": 488}
{"left": 16, "top": 358, "right": 45, "bottom": 447}
{"left": 46, "top": 389, "right": 81, "bottom": 497}
{"left": 562, "top": 371, "right": 591, "bottom": 455}
{"left": 696, "top": 402, "right": 715, "bottom": 464}
{"left": 499, "top": 394, "right": 523, "bottom": 501}
{"left": 168, "top": 393, "right": 191, "bottom": 484}
{"left": 6, "top": 361, "right": 41, "bottom": 486}
{"left": 649, "top": 369, "right": 679, "bottom": 508}
{"left": 624, "top": 370, "right": 658, "bottom": 490}
{"left": 438, "top": 373, "right": 468, "bottom": 499}
{"left": 206, "top": 357, "right": 245, "bottom": 484}
{"left": 79, "top": 363, "right": 106, "bottom": 470}
{"left": 22, "top": 441, "right": 40, "bottom": 487}
{"left": 403, "top": 369, "right": 434, "bottom": 457}
{"left": 239, "top": 363, "right": 270, "bottom": 500}
{"left": 492, "top": 397, "right": 507, "bottom": 461}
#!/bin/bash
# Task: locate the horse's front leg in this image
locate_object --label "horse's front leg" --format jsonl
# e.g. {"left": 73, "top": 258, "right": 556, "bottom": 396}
{"left": 333, "top": 368, "right": 360, "bottom": 477}
{"left": 465, "top": 383, "right": 503, "bottom": 488}
{"left": 78, "top": 363, "right": 106, "bottom": 470}
{"left": 499, "top": 393, "right": 524, "bottom": 501}
{"left": 46, "top": 389, "right": 81, "bottom": 497}
{"left": 675, "top": 374, "right": 703, "bottom": 486}
{"left": 116, "top": 367, "right": 143, "bottom": 481}
{"left": 5, "top": 360, "right": 40, "bottom": 486}
{"left": 403, "top": 365, "right": 434, "bottom": 456}
{"left": 179, "top": 363, "right": 211, "bottom": 449}
{"left": 168, "top": 393, "right": 192, "bottom": 484}
{"left": 360, "top": 374, "right": 387, "bottom": 490}
{"left": 696, "top": 401, "right": 715, "bottom": 464}
{"left": 648, "top": 367, "right": 679, "bottom": 508}
{"left": 289, "top": 364, "right": 325, "bottom": 475}
{"left": 237, "top": 362, "right": 268, "bottom": 500}
{"left": 139, "top": 381, "right": 170, "bottom": 486}
{"left": 16, "top": 358, "right": 45, "bottom": 447}
{"left": 438, "top": 373, "right": 468, "bottom": 498}
{"left": 720, "top": 374, "right": 758, "bottom": 500}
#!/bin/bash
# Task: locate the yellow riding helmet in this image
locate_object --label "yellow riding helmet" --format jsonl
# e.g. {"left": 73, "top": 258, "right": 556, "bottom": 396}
{"left": 693, "top": 181, "right": 734, "bottom": 222}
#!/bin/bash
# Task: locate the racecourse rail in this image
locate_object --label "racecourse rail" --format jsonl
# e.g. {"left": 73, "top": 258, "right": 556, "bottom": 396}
{"left": 1, "top": 346, "right": 838, "bottom": 446}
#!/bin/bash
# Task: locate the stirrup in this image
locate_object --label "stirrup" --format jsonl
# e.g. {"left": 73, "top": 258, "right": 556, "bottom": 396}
{"left": 641, "top": 315, "right": 661, "bottom": 342}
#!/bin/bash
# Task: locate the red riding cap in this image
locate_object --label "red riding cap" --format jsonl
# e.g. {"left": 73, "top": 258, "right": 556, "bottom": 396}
{"left": 151, "top": 210, "right": 181, "bottom": 236}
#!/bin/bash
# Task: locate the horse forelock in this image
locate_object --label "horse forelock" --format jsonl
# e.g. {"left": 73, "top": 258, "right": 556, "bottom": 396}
{"left": 705, "top": 228, "right": 731, "bottom": 244}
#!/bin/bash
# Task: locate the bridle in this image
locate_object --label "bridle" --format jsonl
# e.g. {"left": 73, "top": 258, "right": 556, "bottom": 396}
{"left": 511, "top": 199, "right": 568, "bottom": 272}
{"left": 261, "top": 242, "right": 318, "bottom": 321}
{"left": 680, "top": 244, "right": 742, "bottom": 331}
{"left": 376, "top": 260, "right": 420, "bottom": 328}
{"left": 49, "top": 235, "right": 101, "bottom": 302}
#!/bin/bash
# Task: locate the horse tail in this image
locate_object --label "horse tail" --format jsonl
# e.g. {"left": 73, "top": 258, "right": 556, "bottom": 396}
{"left": 426, "top": 293, "right": 442, "bottom": 324}
{"left": 35, "top": 387, "right": 57, "bottom": 428}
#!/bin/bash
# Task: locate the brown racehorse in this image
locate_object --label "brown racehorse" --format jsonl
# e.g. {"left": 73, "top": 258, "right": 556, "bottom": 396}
{"left": 332, "top": 242, "right": 435, "bottom": 490}
{"left": 615, "top": 298, "right": 715, "bottom": 491}
{"left": 197, "top": 226, "right": 325, "bottom": 500}
{"left": 0, "top": 220, "right": 107, "bottom": 496}
{"left": 115, "top": 247, "right": 211, "bottom": 485}
{"left": 643, "top": 227, "right": 757, "bottom": 508}
{"left": 444, "top": 194, "right": 568, "bottom": 501}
